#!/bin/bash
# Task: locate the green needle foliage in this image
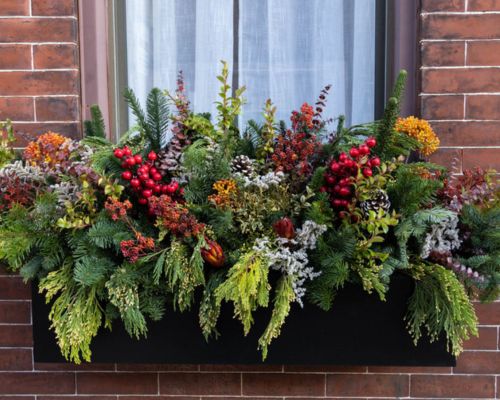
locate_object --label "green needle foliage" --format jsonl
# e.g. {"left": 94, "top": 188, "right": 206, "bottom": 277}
{"left": 406, "top": 263, "right": 478, "bottom": 356}
{"left": 124, "top": 87, "right": 170, "bottom": 151}
{"left": 84, "top": 105, "right": 107, "bottom": 138}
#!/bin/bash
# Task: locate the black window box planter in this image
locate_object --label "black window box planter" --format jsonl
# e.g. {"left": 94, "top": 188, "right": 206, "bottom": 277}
{"left": 31, "top": 273, "right": 456, "bottom": 366}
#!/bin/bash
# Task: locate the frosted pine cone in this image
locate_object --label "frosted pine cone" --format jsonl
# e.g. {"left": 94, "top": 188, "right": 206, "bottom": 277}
{"left": 360, "top": 189, "right": 391, "bottom": 215}
{"left": 231, "top": 155, "right": 254, "bottom": 177}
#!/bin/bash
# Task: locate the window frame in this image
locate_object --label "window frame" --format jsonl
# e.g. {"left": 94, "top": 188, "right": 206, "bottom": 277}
{"left": 79, "top": 0, "right": 419, "bottom": 140}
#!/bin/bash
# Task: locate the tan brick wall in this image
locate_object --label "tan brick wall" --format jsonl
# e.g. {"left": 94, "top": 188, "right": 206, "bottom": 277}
{"left": 0, "top": 1, "right": 498, "bottom": 399}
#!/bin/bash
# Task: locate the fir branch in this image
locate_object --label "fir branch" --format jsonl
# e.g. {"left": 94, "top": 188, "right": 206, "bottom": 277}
{"left": 84, "top": 105, "right": 107, "bottom": 138}
{"left": 146, "top": 88, "right": 170, "bottom": 150}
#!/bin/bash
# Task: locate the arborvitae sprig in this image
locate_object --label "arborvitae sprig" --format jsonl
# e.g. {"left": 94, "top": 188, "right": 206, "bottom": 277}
{"left": 215, "top": 249, "right": 270, "bottom": 335}
{"left": 84, "top": 105, "right": 107, "bottom": 138}
{"left": 39, "top": 259, "right": 103, "bottom": 364}
{"left": 258, "top": 275, "right": 295, "bottom": 360}
{"left": 406, "top": 263, "right": 478, "bottom": 356}
{"left": 199, "top": 270, "right": 226, "bottom": 341}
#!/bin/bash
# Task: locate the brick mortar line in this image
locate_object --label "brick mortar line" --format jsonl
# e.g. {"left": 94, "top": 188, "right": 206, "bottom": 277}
{"left": 421, "top": 93, "right": 500, "bottom": 96}
{"left": 0, "top": 42, "right": 77, "bottom": 45}
{"left": 421, "top": 66, "right": 500, "bottom": 69}
{"left": 0, "top": 69, "right": 79, "bottom": 72}
{"left": 421, "top": 38, "right": 500, "bottom": 42}
{"left": 11, "top": 121, "right": 80, "bottom": 124}
{"left": 0, "top": 16, "right": 77, "bottom": 20}
{"left": 421, "top": 11, "right": 500, "bottom": 15}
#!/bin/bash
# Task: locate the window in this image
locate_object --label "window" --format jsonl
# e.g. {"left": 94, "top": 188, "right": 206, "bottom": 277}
{"left": 79, "top": 0, "right": 418, "bottom": 139}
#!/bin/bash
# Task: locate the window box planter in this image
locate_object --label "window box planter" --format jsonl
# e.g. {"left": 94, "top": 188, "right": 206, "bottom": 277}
{"left": 32, "top": 273, "right": 455, "bottom": 366}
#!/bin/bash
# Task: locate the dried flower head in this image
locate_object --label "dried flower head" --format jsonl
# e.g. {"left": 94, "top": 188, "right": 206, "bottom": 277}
{"left": 24, "top": 132, "right": 74, "bottom": 170}
{"left": 105, "top": 197, "right": 133, "bottom": 221}
{"left": 396, "top": 116, "right": 439, "bottom": 156}
{"left": 120, "top": 232, "right": 155, "bottom": 263}
{"left": 149, "top": 195, "right": 204, "bottom": 238}
{"left": 291, "top": 103, "right": 315, "bottom": 130}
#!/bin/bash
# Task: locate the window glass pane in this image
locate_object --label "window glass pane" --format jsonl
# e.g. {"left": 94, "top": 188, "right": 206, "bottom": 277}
{"left": 125, "top": 0, "right": 377, "bottom": 128}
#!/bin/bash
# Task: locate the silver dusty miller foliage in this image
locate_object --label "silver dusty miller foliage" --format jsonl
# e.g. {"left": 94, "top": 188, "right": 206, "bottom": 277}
{"left": 254, "top": 220, "right": 327, "bottom": 306}
{"left": 421, "top": 213, "right": 462, "bottom": 259}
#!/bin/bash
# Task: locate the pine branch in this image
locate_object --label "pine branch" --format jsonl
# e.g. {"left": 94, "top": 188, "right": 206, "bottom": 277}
{"left": 146, "top": 88, "right": 170, "bottom": 150}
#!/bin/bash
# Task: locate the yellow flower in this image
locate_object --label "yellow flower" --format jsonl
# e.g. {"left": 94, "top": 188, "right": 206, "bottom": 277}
{"left": 208, "top": 179, "right": 238, "bottom": 207}
{"left": 395, "top": 116, "right": 440, "bottom": 156}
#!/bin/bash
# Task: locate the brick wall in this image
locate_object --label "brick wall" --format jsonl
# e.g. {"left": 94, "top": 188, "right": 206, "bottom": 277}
{"left": 0, "top": 0, "right": 80, "bottom": 147}
{"left": 0, "top": 0, "right": 499, "bottom": 399}
{"left": 422, "top": 0, "right": 500, "bottom": 171}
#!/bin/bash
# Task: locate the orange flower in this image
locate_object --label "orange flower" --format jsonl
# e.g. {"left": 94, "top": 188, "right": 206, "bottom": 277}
{"left": 201, "top": 239, "right": 225, "bottom": 268}
{"left": 24, "top": 132, "right": 72, "bottom": 169}
{"left": 395, "top": 117, "right": 440, "bottom": 156}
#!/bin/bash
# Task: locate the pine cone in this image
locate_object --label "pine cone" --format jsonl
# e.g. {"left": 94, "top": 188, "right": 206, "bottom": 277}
{"left": 359, "top": 189, "right": 391, "bottom": 215}
{"left": 155, "top": 129, "right": 190, "bottom": 176}
{"left": 231, "top": 155, "right": 254, "bottom": 177}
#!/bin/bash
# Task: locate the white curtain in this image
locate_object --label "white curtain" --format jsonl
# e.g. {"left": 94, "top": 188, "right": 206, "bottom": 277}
{"left": 125, "top": 0, "right": 376, "bottom": 128}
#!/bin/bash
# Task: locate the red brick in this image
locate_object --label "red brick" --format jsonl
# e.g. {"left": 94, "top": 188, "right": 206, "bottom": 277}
{"left": 467, "top": 95, "right": 500, "bottom": 119}
{"left": 0, "top": 349, "right": 32, "bottom": 371}
{"left": 468, "top": 41, "right": 500, "bottom": 66}
{"left": 463, "top": 326, "right": 498, "bottom": 349}
{"left": 463, "top": 148, "right": 500, "bottom": 170}
{"left": 0, "top": 0, "right": 29, "bottom": 15}
{"left": 36, "top": 97, "right": 79, "bottom": 121}
{"left": 0, "top": 97, "right": 34, "bottom": 121}
{"left": 39, "top": 397, "right": 115, "bottom": 400}
{"left": 32, "top": 0, "right": 76, "bottom": 16}
{"left": 422, "top": 41, "right": 464, "bottom": 67}
{"left": 284, "top": 365, "right": 366, "bottom": 372}
{"left": 368, "top": 365, "right": 451, "bottom": 373}
{"left": 116, "top": 364, "right": 197, "bottom": 372}
{"left": 0, "top": 45, "right": 31, "bottom": 69}
{"left": 0, "top": 71, "right": 79, "bottom": 96}
{"left": 13, "top": 123, "right": 81, "bottom": 146}
{"left": 429, "top": 148, "right": 463, "bottom": 171}
{"left": 0, "top": 19, "right": 76, "bottom": 42}
{"left": 242, "top": 373, "right": 324, "bottom": 397}
{"left": 34, "top": 363, "right": 115, "bottom": 371}
{"left": 77, "top": 372, "right": 157, "bottom": 395}
{"left": 468, "top": 0, "right": 500, "bottom": 10}
{"left": 160, "top": 372, "right": 241, "bottom": 396}
{"left": 422, "top": 14, "right": 500, "bottom": 39}
{"left": 411, "top": 375, "right": 495, "bottom": 398}
{"left": 475, "top": 302, "right": 500, "bottom": 325}
{"left": 422, "top": 68, "right": 500, "bottom": 93}
{"left": 0, "top": 301, "right": 30, "bottom": 323}
{"left": 0, "top": 397, "right": 34, "bottom": 400}
{"left": 200, "top": 364, "right": 281, "bottom": 372}
{"left": 455, "top": 350, "right": 500, "bottom": 373}
{"left": 0, "top": 325, "right": 32, "bottom": 347}
{"left": 0, "top": 277, "right": 30, "bottom": 300}
{"left": 34, "top": 44, "right": 78, "bottom": 69}
{"left": 422, "top": 0, "right": 465, "bottom": 11}
{"left": 0, "top": 373, "right": 75, "bottom": 394}
{"left": 421, "top": 95, "right": 464, "bottom": 120}
{"left": 326, "top": 374, "right": 409, "bottom": 398}
{"left": 431, "top": 121, "right": 500, "bottom": 146}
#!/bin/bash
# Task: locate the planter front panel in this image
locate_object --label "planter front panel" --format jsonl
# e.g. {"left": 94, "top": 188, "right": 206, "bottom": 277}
{"left": 31, "top": 274, "right": 456, "bottom": 365}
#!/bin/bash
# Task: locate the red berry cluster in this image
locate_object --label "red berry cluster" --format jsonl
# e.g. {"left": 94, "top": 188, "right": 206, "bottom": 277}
{"left": 113, "top": 147, "right": 182, "bottom": 205}
{"left": 321, "top": 137, "right": 380, "bottom": 216}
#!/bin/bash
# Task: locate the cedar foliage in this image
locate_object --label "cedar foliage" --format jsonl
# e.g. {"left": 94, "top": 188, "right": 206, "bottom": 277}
{"left": 406, "top": 263, "right": 478, "bottom": 356}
